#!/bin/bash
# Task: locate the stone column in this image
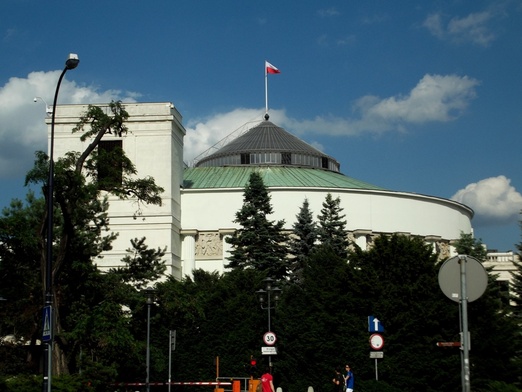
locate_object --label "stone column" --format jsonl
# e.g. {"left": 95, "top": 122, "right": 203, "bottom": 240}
{"left": 181, "top": 229, "right": 198, "bottom": 278}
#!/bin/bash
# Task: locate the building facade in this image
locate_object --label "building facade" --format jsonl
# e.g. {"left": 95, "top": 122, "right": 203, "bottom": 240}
{"left": 50, "top": 102, "right": 480, "bottom": 280}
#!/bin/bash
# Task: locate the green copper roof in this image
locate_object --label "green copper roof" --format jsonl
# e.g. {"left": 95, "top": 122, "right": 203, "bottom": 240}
{"left": 183, "top": 166, "right": 386, "bottom": 190}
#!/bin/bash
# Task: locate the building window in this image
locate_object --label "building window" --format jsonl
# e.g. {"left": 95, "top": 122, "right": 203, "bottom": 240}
{"left": 98, "top": 140, "right": 123, "bottom": 190}
{"left": 241, "top": 153, "right": 250, "bottom": 165}
{"left": 321, "top": 157, "right": 328, "bottom": 169}
{"left": 282, "top": 152, "right": 291, "bottom": 165}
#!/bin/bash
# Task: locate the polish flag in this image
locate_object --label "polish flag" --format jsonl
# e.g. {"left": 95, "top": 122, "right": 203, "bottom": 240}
{"left": 266, "top": 61, "right": 281, "bottom": 74}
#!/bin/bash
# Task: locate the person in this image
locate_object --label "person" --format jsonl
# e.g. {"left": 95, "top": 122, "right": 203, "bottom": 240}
{"left": 344, "top": 364, "right": 354, "bottom": 392}
{"left": 261, "top": 367, "right": 275, "bottom": 392}
{"left": 332, "top": 368, "right": 345, "bottom": 392}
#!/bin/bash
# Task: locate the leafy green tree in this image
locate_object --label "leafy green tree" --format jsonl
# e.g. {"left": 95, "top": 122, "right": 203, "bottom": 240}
{"left": 288, "top": 198, "right": 317, "bottom": 283}
{"left": 348, "top": 234, "right": 460, "bottom": 391}
{"left": 277, "top": 245, "right": 353, "bottom": 392}
{"left": 226, "top": 172, "right": 289, "bottom": 279}
{"left": 0, "top": 193, "right": 45, "bottom": 372}
{"left": 4, "top": 101, "right": 165, "bottom": 376}
{"left": 154, "top": 268, "right": 265, "bottom": 382}
{"left": 317, "top": 193, "right": 349, "bottom": 259}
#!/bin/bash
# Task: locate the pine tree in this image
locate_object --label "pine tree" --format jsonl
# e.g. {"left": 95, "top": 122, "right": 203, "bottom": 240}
{"left": 317, "top": 193, "right": 349, "bottom": 259}
{"left": 453, "top": 232, "right": 487, "bottom": 261}
{"left": 288, "top": 198, "right": 317, "bottom": 283}
{"left": 226, "top": 172, "right": 289, "bottom": 279}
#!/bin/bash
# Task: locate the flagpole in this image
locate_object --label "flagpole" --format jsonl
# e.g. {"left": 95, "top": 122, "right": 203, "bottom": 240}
{"left": 265, "top": 62, "right": 269, "bottom": 114}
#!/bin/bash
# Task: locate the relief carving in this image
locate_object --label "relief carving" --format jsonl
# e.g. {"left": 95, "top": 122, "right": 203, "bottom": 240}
{"left": 195, "top": 232, "right": 223, "bottom": 259}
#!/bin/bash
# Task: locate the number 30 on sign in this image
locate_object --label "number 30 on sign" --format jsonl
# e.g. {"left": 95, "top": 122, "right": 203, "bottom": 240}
{"left": 263, "top": 331, "right": 277, "bottom": 346}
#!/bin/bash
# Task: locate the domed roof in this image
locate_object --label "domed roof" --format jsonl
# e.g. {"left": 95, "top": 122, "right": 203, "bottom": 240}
{"left": 196, "top": 120, "right": 340, "bottom": 172}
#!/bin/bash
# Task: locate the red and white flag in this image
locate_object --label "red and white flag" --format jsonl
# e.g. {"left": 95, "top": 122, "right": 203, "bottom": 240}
{"left": 266, "top": 61, "right": 281, "bottom": 74}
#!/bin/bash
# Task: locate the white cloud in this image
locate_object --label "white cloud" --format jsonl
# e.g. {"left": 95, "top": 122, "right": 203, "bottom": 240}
{"left": 360, "top": 74, "right": 479, "bottom": 123}
{"left": 423, "top": 11, "right": 497, "bottom": 47}
{"left": 0, "top": 71, "right": 138, "bottom": 178}
{"left": 451, "top": 176, "right": 522, "bottom": 226}
{"left": 280, "top": 74, "right": 479, "bottom": 137}
{"left": 0, "top": 71, "right": 479, "bottom": 177}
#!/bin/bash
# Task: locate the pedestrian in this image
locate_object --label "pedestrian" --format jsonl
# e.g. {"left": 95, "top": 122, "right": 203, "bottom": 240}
{"left": 261, "top": 367, "right": 275, "bottom": 392}
{"left": 344, "top": 364, "right": 354, "bottom": 392}
{"left": 332, "top": 368, "right": 345, "bottom": 392}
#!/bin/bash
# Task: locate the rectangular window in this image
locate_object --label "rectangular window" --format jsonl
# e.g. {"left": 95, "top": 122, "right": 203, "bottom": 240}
{"left": 322, "top": 157, "right": 328, "bottom": 169}
{"left": 241, "top": 153, "right": 250, "bottom": 164}
{"left": 282, "top": 152, "right": 291, "bottom": 165}
{"left": 98, "top": 140, "right": 123, "bottom": 190}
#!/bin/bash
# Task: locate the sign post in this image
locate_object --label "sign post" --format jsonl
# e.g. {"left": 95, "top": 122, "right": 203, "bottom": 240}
{"left": 439, "top": 255, "right": 488, "bottom": 392}
{"left": 168, "top": 330, "right": 176, "bottom": 392}
{"left": 368, "top": 317, "right": 385, "bottom": 381}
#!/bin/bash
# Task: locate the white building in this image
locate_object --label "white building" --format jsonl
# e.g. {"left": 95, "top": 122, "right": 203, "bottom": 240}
{"left": 49, "top": 102, "right": 478, "bottom": 280}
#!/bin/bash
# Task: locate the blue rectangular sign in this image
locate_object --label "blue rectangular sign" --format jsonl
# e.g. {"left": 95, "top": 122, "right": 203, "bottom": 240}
{"left": 368, "top": 315, "right": 384, "bottom": 332}
{"left": 42, "top": 305, "right": 52, "bottom": 342}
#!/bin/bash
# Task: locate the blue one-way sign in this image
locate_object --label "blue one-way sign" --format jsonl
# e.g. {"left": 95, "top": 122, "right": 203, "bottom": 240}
{"left": 368, "top": 315, "right": 384, "bottom": 332}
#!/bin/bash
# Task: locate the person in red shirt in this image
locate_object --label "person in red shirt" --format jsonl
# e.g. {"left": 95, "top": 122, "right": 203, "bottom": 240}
{"left": 261, "top": 367, "right": 275, "bottom": 392}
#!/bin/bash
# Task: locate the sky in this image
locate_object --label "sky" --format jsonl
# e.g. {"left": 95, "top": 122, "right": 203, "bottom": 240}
{"left": 1, "top": 0, "right": 521, "bottom": 252}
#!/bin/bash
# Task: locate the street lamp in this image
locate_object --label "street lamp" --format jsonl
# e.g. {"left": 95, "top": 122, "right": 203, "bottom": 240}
{"left": 144, "top": 287, "right": 156, "bottom": 392}
{"left": 34, "top": 97, "right": 53, "bottom": 116}
{"left": 256, "top": 277, "right": 281, "bottom": 372}
{"left": 42, "top": 53, "right": 79, "bottom": 392}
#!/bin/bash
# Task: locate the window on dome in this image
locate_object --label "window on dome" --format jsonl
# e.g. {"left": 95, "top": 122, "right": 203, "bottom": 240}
{"left": 282, "top": 152, "right": 291, "bottom": 165}
{"left": 322, "top": 157, "right": 328, "bottom": 169}
{"left": 241, "top": 153, "right": 250, "bottom": 164}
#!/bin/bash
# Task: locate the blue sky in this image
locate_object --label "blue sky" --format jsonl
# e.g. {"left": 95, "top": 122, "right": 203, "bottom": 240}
{"left": 1, "top": 0, "right": 521, "bottom": 251}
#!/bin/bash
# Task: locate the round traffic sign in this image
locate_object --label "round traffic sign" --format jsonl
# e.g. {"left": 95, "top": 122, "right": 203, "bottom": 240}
{"left": 369, "top": 333, "right": 384, "bottom": 350}
{"left": 263, "top": 331, "right": 277, "bottom": 346}
{"left": 438, "top": 255, "right": 488, "bottom": 303}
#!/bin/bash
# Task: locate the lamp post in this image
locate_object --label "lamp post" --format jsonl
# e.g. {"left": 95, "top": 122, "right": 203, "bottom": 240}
{"left": 256, "top": 277, "right": 281, "bottom": 372}
{"left": 42, "top": 53, "right": 79, "bottom": 392}
{"left": 145, "top": 287, "right": 156, "bottom": 392}
{"left": 33, "top": 97, "right": 53, "bottom": 116}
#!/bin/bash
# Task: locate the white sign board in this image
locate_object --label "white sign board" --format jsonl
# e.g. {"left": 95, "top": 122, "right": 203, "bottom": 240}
{"left": 261, "top": 346, "right": 277, "bottom": 355}
{"left": 370, "top": 351, "right": 384, "bottom": 359}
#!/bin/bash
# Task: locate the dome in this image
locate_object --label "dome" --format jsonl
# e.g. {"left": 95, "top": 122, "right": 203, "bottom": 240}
{"left": 196, "top": 120, "right": 341, "bottom": 172}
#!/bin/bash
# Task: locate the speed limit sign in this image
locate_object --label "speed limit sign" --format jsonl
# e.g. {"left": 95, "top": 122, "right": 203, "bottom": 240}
{"left": 263, "top": 331, "right": 277, "bottom": 346}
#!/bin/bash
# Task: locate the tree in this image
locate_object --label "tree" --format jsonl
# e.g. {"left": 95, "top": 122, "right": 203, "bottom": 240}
{"left": 0, "top": 193, "right": 45, "bottom": 372}
{"left": 21, "top": 101, "right": 164, "bottom": 376}
{"left": 288, "top": 198, "right": 317, "bottom": 283}
{"left": 511, "top": 217, "right": 522, "bottom": 316}
{"left": 226, "top": 172, "right": 289, "bottom": 280}
{"left": 317, "top": 193, "right": 349, "bottom": 259}
{"left": 348, "top": 234, "right": 461, "bottom": 391}
{"left": 453, "top": 232, "right": 487, "bottom": 261}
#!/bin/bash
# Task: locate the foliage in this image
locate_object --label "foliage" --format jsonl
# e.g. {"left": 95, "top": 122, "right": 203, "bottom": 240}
{"left": 0, "top": 193, "right": 45, "bottom": 371}
{"left": 511, "top": 218, "right": 522, "bottom": 315}
{"left": 1, "top": 101, "right": 165, "bottom": 377}
{"left": 288, "top": 198, "right": 317, "bottom": 284}
{"left": 453, "top": 232, "right": 487, "bottom": 261}
{"left": 317, "top": 193, "right": 349, "bottom": 259}
{"left": 110, "top": 237, "right": 167, "bottom": 290}
{"left": 0, "top": 374, "right": 96, "bottom": 392}
{"left": 226, "top": 172, "right": 289, "bottom": 279}
{"left": 348, "top": 234, "right": 461, "bottom": 391}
